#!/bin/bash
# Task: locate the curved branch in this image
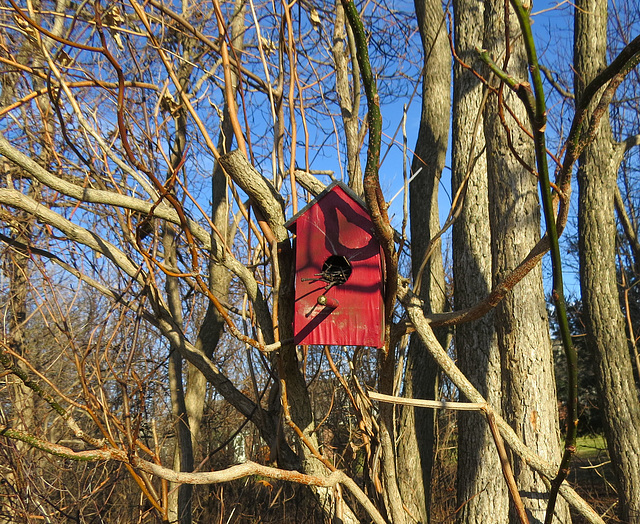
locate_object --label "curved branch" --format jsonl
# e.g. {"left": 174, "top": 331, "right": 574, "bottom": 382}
{"left": 0, "top": 425, "right": 386, "bottom": 524}
{"left": 149, "top": 309, "right": 289, "bottom": 446}
{"left": 0, "top": 134, "right": 275, "bottom": 343}
{"left": 622, "top": 132, "right": 640, "bottom": 153}
{"left": 615, "top": 185, "right": 640, "bottom": 266}
{"left": 144, "top": 0, "right": 271, "bottom": 93}
{"left": 218, "top": 150, "right": 287, "bottom": 243}
{"left": 539, "top": 64, "right": 574, "bottom": 100}
{"left": 560, "top": 34, "right": 640, "bottom": 183}
{"left": 0, "top": 79, "right": 158, "bottom": 118}
{"left": 0, "top": 425, "right": 122, "bottom": 461}
{"left": 425, "top": 234, "right": 549, "bottom": 327}
{"left": 0, "top": 189, "right": 286, "bottom": 436}
{"left": 0, "top": 188, "right": 144, "bottom": 282}
{"left": 397, "top": 280, "right": 604, "bottom": 524}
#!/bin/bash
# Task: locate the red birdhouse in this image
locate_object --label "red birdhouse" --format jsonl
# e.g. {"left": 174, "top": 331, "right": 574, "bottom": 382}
{"left": 285, "top": 181, "right": 385, "bottom": 348}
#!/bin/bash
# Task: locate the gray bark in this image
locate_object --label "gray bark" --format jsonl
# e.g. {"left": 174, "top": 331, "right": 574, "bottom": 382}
{"left": 165, "top": 95, "right": 194, "bottom": 524}
{"left": 399, "top": 0, "right": 450, "bottom": 520}
{"left": 451, "top": 0, "right": 508, "bottom": 521}
{"left": 483, "top": 1, "right": 568, "bottom": 522}
{"left": 332, "top": 0, "right": 363, "bottom": 196}
{"left": 575, "top": 1, "right": 640, "bottom": 521}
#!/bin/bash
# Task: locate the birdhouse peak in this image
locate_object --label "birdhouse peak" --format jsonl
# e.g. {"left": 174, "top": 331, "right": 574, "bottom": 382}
{"left": 284, "top": 181, "right": 369, "bottom": 230}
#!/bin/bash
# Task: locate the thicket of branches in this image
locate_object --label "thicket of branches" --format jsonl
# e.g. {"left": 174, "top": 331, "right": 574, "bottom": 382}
{"left": 1, "top": 0, "right": 640, "bottom": 523}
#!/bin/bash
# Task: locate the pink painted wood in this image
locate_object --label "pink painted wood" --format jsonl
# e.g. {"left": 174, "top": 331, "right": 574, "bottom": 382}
{"left": 286, "top": 182, "right": 385, "bottom": 348}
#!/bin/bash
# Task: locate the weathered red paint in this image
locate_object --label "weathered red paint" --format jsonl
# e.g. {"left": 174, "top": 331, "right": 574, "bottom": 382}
{"left": 285, "top": 182, "right": 385, "bottom": 348}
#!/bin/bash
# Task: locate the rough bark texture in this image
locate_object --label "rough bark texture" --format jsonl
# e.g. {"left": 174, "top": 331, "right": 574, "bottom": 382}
{"left": 165, "top": 93, "right": 194, "bottom": 524}
{"left": 483, "top": 2, "right": 568, "bottom": 522}
{"left": 575, "top": 1, "right": 640, "bottom": 521}
{"left": 452, "top": 0, "right": 508, "bottom": 521}
{"left": 332, "top": 0, "right": 363, "bottom": 196}
{"left": 398, "top": 0, "right": 450, "bottom": 521}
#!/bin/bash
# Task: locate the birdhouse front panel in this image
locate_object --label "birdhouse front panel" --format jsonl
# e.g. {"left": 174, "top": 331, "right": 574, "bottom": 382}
{"left": 286, "top": 183, "right": 385, "bottom": 348}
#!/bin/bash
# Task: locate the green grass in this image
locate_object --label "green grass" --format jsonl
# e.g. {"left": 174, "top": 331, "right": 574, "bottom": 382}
{"left": 575, "top": 434, "right": 608, "bottom": 460}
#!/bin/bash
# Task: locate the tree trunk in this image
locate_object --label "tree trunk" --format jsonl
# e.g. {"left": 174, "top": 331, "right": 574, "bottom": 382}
{"left": 398, "top": 0, "right": 450, "bottom": 520}
{"left": 575, "top": 1, "right": 640, "bottom": 521}
{"left": 332, "top": 0, "right": 363, "bottom": 196}
{"left": 184, "top": 0, "right": 242, "bottom": 462}
{"left": 452, "top": 0, "right": 508, "bottom": 521}
{"left": 165, "top": 105, "right": 194, "bottom": 524}
{"left": 483, "top": 2, "right": 568, "bottom": 522}
{"left": 184, "top": 57, "right": 237, "bottom": 453}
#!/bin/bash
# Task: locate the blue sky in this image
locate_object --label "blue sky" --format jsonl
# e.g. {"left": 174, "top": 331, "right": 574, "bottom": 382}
{"left": 372, "top": 0, "right": 582, "bottom": 297}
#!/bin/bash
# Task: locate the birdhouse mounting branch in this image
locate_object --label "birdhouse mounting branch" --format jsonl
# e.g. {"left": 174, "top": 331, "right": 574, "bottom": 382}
{"left": 218, "top": 150, "right": 288, "bottom": 242}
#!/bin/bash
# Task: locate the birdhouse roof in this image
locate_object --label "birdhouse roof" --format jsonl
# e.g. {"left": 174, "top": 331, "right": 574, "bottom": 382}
{"left": 284, "top": 180, "right": 370, "bottom": 230}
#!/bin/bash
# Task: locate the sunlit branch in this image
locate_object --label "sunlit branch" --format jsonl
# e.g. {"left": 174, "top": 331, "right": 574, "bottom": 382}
{"left": 0, "top": 423, "right": 386, "bottom": 524}
{"left": 0, "top": 78, "right": 158, "bottom": 118}
{"left": 398, "top": 280, "right": 604, "bottom": 524}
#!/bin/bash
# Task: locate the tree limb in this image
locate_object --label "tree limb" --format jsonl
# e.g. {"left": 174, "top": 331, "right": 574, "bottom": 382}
{"left": 0, "top": 425, "right": 386, "bottom": 524}
{"left": 614, "top": 185, "right": 640, "bottom": 266}
{"left": 218, "top": 149, "right": 287, "bottom": 243}
{"left": 397, "top": 280, "right": 605, "bottom": 524}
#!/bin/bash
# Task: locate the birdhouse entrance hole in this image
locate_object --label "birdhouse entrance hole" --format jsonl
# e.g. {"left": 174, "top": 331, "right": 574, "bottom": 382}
{"left": 322, "top": 255, "right": 352, "bottom": 286}
{"left": 301, "top": 255, "right": 353, "bottom": 290}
